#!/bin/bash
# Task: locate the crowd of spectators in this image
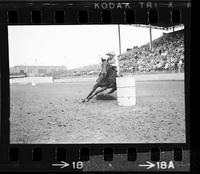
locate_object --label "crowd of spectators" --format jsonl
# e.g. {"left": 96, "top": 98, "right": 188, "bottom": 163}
{"left": 119, "top": 29, "right": 184, "bottom": 73}
{"left": 53, "top": 29, "right": 184, "bottom": 79}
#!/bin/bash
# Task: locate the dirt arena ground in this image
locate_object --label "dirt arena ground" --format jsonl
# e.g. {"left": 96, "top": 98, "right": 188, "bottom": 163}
{"left": 10, "top": 74, "right": 186, "bottom": 144}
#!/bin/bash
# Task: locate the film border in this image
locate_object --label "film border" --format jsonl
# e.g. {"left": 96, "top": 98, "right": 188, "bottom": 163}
{"left": 0, "top": 0, "right": 191, "bottom": 172}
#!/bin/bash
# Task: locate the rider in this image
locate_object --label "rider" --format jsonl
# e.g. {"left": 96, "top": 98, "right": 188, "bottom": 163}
{"left": 106, "top": 51, "right": 119, "bottom": 76}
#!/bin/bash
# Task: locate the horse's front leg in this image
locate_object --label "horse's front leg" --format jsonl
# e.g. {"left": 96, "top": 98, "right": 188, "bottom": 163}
{"left": 82, "top": 83, "right": 99, "bottom": 102}
{"left": 87, "top": 86, "right": 108, "bottom": 101}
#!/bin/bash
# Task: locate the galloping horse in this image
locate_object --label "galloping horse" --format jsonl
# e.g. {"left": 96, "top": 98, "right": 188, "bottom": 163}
{"left": 82, "top": 58, "right": 117, "bottom": 102}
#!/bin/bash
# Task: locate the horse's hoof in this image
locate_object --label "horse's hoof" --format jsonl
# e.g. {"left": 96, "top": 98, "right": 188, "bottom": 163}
{"left": 81, "top": 99, "right": 87, "bottom": 103}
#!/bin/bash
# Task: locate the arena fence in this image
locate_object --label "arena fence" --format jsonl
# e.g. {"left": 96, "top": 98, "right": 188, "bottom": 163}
{"left": 53, "top": 73, "right": 184, "bottom": 83}
{"left": 10, "top": 77, "right": 53, "bottom": 84}
{"left": 9, "top": 73, "right": 184, "bottom": 85}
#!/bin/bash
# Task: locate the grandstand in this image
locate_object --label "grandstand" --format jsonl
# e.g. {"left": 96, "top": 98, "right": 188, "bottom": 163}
{"left": 63, "top": 29, "right": 184, "bottom": 76}
{"left": 12, "top": 28, "right": 183, "bottom": 79}
{"left": 119, "top": 29, "right": 184, "bottom": 73}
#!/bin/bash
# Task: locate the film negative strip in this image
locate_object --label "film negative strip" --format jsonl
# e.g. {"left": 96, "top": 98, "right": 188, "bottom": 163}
{"left": 0, "top": 0, "right": 191, "bottom": 172}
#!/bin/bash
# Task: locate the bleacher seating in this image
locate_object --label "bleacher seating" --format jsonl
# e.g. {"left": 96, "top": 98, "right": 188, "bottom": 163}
{"left": 119, "top": 29, "right": 184, "bottom": 73}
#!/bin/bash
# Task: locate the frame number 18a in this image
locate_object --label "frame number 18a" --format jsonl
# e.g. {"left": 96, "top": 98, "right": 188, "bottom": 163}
{"left": 157, "top": 161, "right": 175, "bottom": 170}
{"left": 139, "top": 161, "right": 175, "bottom": 170}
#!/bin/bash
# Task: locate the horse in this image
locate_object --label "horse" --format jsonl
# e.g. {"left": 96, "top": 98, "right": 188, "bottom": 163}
{"left": 82, "top": 58, "right": 117, "bottom": 102}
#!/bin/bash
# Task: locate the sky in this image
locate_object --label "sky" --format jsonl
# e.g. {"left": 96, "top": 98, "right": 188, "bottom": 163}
{"left": 8, "top": 25, "right": 183, "bottom": 69}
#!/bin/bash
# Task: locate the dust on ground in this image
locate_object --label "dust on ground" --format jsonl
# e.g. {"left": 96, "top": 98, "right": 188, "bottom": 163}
{"left": 10, "top": 78, "right": 185, "bottom": 144}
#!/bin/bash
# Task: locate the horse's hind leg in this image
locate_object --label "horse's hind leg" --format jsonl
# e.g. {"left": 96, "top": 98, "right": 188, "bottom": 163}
{"left": 107, "top": 86, "right": 117, "bottom": 95}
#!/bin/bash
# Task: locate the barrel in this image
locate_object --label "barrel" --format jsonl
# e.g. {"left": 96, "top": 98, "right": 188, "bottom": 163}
{"left": 116, "top": 76, "right": 136, "bottom": 106}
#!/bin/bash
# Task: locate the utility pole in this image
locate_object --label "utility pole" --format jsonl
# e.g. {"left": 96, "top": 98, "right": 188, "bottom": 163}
{"left": 149, "top": 24, "right": 152, "bottom": 50}
{"left": 118, "top": 25, "right": 122, "bottom": 56}
{"left": 117, "top": 24, "right": 121, "bottom": 76}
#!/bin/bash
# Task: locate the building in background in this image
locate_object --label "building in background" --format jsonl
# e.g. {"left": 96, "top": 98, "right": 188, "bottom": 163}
{"left": 10, "top": 65, "right": 67, "bottom": 77}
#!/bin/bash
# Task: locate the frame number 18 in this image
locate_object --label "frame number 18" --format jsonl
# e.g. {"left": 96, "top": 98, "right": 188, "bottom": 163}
{"left": 72, "top": 161, "right": 84, "bottom": 169}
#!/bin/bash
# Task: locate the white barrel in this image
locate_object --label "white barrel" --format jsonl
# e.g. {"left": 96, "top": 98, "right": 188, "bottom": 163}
{"left": 116, "top": 76, "right": 136, "bottom": 106}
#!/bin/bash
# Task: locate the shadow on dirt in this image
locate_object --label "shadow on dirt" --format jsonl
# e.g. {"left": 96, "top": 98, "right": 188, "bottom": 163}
{"left": 96, "top": 94, "right": 117, "bottom": 100}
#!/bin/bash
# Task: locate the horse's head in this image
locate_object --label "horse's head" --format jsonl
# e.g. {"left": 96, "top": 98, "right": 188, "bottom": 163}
{"left": 96, "top": 57, "right": 116, "bottom": 85}
{"left": 101, "top": 58, "right": 109, "bottom": 78}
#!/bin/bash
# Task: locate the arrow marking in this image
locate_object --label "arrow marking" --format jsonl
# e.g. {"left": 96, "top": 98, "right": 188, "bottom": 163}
{"left": 52, "top": 161, "right": 70, "bottom": 169}
{"left": 139, "top": 161, "right": 155, "bottom": 169}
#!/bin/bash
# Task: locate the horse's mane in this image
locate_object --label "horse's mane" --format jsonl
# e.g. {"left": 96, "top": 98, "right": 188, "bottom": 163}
{"left": 96, "top": 61, "right": 116, "bottom": 87}
{"left": 106, "top": 64, "right": 116, "bottom": 80}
